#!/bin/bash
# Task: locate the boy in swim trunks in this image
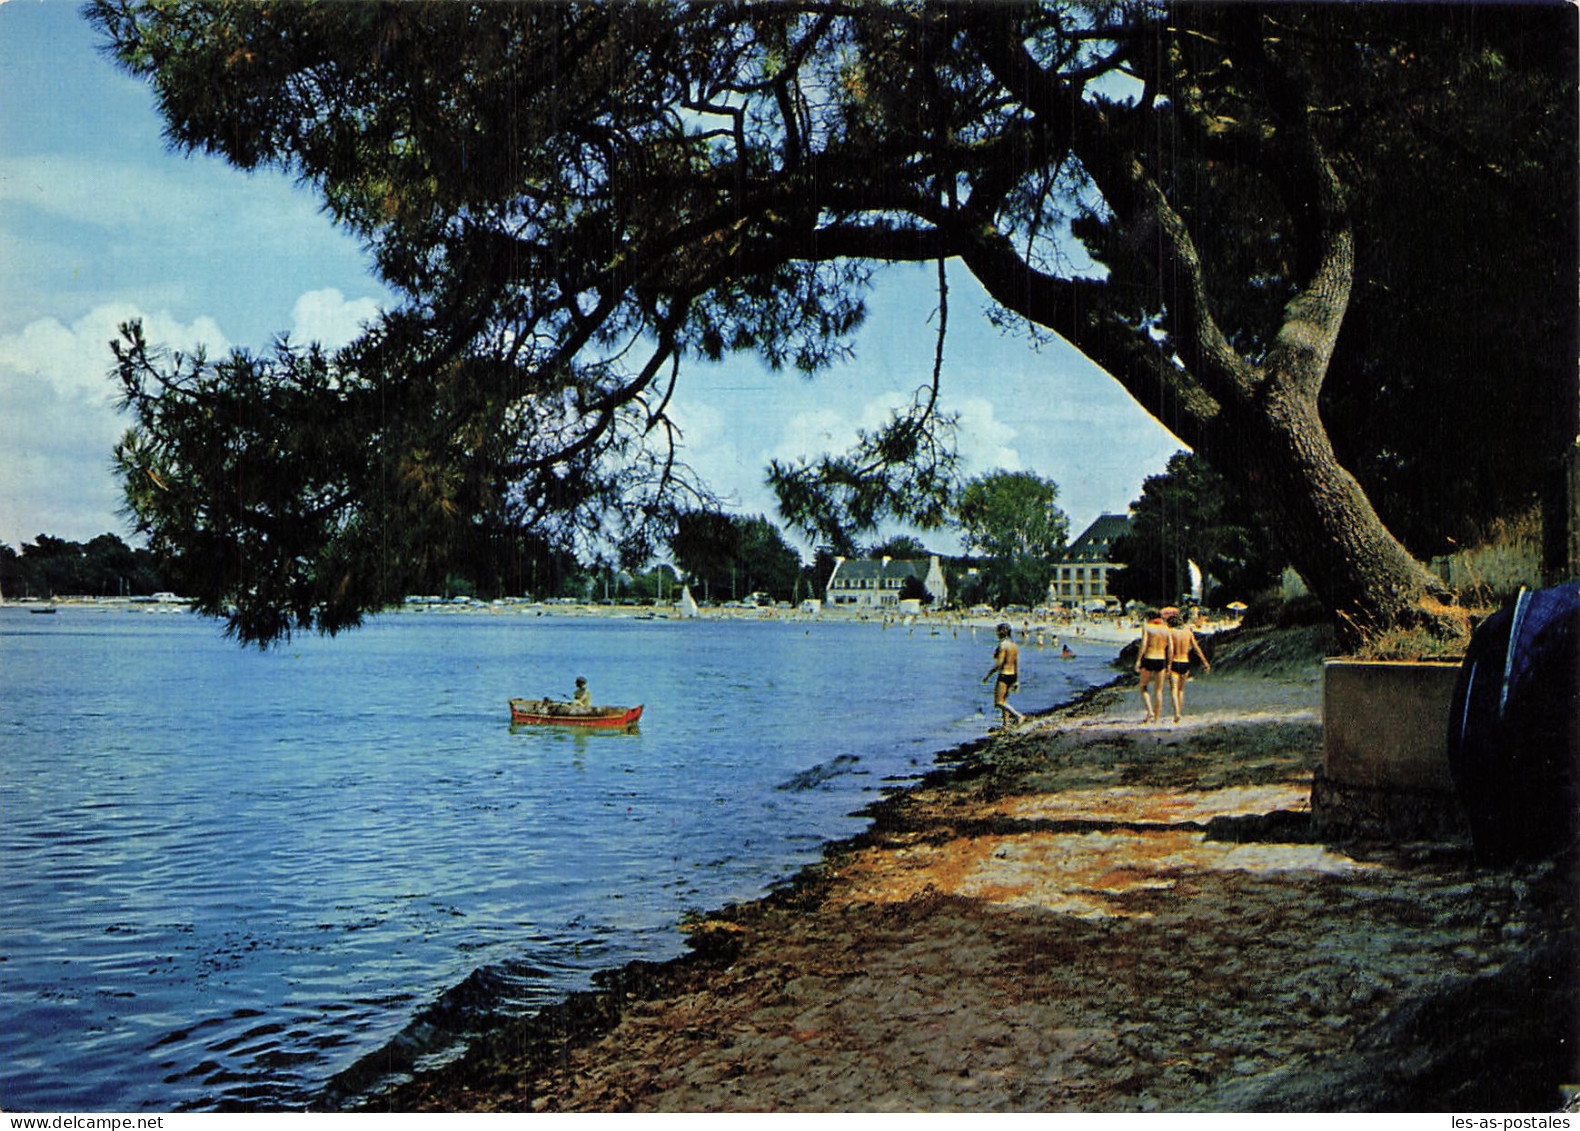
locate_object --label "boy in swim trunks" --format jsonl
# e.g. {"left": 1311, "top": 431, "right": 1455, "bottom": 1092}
{"left": 982, "top": 622, "right": 1025, "bottom": 728}
{"left": 1136, "top": 609, "right": 1172, "bottom": 724}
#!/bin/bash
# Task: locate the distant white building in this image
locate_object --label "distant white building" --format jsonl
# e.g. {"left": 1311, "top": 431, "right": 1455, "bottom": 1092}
{"left": 1049, "top": 515, "right": 1131, "bottom": 606}
{"left": 825, "top": 555, "right": 948, "bottom": 610}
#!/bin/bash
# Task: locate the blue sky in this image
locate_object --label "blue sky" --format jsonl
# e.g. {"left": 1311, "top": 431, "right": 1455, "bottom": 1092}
{"left": 0, "top": 0, "right": 1182, "bottom": 558}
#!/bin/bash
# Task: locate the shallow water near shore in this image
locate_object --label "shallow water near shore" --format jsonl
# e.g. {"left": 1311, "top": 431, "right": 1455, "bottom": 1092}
{"left": 0, "top": 607, "right": 1117, "bottom": 1112}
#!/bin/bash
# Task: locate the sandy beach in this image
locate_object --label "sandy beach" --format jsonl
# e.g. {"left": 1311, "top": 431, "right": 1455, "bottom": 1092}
{"left": 365, "top": 628, "right": 1576, "bottom": 1112}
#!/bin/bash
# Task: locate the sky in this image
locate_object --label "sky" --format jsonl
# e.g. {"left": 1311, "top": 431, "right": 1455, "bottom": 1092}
{"left": 0, "top": 0, "right": 1184, "bottom": 561}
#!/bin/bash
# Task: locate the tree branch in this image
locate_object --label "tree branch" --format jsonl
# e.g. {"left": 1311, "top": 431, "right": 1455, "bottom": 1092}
{"left": 951, "top": 218, "right": 1221, "bottom": 450}
{"left": 962, "top": 11, "right": 1257, "bottom": 416}
{"left": 1218, "top": 10, "right": 1356, "bottom": 401}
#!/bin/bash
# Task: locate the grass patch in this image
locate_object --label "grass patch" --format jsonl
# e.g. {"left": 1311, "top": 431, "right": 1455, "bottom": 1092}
{"left": 1349, "top": 622, "right": 1472, "bottom": 664}
{"left": 1431, "top": 508, "right": 1545, "bottom": 607}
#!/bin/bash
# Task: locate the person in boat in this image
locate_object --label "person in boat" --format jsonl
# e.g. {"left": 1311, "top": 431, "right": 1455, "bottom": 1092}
{"left": 1166, "top": 610, "right": 1211, "bottom": 723}
{"left": 1136, "top": 608, "right": 1172, "bottom": 724}
{"left": 567, "top": 676, "right": 594, "bottom": 715}
{"left": 982, "top": 622, "right": 1025, "bottom": 729}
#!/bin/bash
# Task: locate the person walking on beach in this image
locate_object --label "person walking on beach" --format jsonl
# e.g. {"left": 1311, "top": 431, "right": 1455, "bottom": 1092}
{"left": 1166, "top": 611, "right": 1211, "bottom": 723}
{"left": 1136, "top": 609, "right": 1172, "bottom": 724}
{"left": 983, "top": 622, "right": 1025, "bottom": 729}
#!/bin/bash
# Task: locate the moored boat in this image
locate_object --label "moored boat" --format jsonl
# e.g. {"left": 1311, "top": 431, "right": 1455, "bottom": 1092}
{"left": 509, "top": 698, "right": 644, "bottom": 728}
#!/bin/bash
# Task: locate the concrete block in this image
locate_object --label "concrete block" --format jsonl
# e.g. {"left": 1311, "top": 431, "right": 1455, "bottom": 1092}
{"left": 1323, "top": 660, "right": 1463, "bottom": 793}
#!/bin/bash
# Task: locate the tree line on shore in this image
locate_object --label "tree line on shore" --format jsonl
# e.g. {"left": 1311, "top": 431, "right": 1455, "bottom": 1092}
{"left": 0, "top": 534, "right": 171, "bottom": 602}
{"left": 4, "top": 454, "right": 1289, "bottom": 609}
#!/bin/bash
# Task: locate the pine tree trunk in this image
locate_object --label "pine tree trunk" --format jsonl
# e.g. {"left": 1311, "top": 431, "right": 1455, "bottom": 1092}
{"left": 1208, "top": 389, "right": 1452, "bottom": 641}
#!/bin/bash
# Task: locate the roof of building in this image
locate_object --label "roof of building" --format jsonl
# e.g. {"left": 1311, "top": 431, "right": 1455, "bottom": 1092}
{"left": 829, "top": 557, "right": 935, "bottom": 583}
{"left": 1062, "top": 514, "right": 1132, "bottom": 563}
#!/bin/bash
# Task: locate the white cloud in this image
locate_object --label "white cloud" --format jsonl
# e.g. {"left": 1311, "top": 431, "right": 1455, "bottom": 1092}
{"left": 290, "top": 288, "right": 382, "bottom": 349}
{"left": 0, "top": 289, "right": 390, "bottom": 547}
{"left": 671, "top": 397, "right": 726, "bottom": 451}
{"left": 767, "top": 392, "right": 1023, "bottom": 482}
{"left": 0, "top": 305, "right": 231, "bottom": 546}
{"left": 2, "top": 305, "right": 230, "bottom": 401}
{"left": 668, "top": 398, "right": 742, "bottom": 500}
{"left": 769, "top": 391, "right": 910, "bottom": 466}
{"left": 664, "top": 398, "right": 783, "bottom": 518}
{"left": 953, "top": 396, "right": 1022, "bottom": 476}
{"left": 771, "top": 407, "right": 860, "bottom": 465}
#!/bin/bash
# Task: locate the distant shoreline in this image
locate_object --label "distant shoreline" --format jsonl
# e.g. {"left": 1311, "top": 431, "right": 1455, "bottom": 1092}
{"left": 9, "top": 596, "right": 1206, "bottom": 649}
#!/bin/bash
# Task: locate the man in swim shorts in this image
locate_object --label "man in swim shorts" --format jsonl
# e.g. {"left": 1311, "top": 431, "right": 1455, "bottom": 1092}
{"left": 982, "top": 622, "right": 1025, "bottom": 729}
{"left": 1136, "top": 609, "right": 1172, "bottom": 724}
{"left": 1167, "top": 611, "right": 1211, "bottom": 722}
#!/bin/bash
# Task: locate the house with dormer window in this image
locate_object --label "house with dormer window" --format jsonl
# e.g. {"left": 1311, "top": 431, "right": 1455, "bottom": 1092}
{"left": 1049, "top": 514, "right": 1130, "bottom": 606}
{"left": 825, "top": 555, "right": 948, "bottom": 609}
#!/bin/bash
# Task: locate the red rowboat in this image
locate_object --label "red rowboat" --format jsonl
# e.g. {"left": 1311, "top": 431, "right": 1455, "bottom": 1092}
{"left": 509, "top": 698, "right": 644, "bottom": 728}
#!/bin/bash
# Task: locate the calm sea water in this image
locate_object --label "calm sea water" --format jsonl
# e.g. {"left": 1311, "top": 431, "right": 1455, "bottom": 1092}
{"left": 0, "top": 607, "right": 1117, "bottom": 1112}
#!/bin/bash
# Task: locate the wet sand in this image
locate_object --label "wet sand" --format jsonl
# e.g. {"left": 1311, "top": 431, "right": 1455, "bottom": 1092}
{"left": 374, "top": 634, "right": 1577, "bottom": 1113}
